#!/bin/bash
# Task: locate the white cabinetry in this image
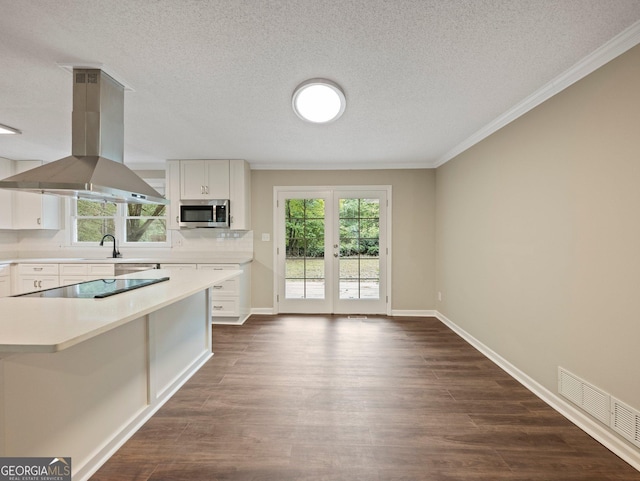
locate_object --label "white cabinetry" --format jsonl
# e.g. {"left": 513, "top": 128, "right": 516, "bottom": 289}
{"left": 198, "top": 263, "right": 250, "bottom": 323}
{"left": 16, "top": 263, "right": 59, "bottom": 294}
{"left": 0, "top": 158, "right": 13, "bottom": 229}
{"left": 167, "top": 159, "right": 251, "bottom": 230}
{"left": 229, "top": 159, "right": 251, "bottom": 230}
{"left": 59, "top": 263, "right": 115, "bottom": 286}
{"left": 165, "top": 160, "right": 181, "bottom": 230}
{"left": 13, "top": 161, "right": 61, "bottom": 230}
{"left": 0, "top": 264, "right": 11, "bottom": 297}
{"left": 180, "top": 159, "right": 230, "bottom": 199}
{"left": 160, "top": 262, "right": 250, "bottom": 324}
{"left": 160, "top": 264, "right": 198, "bottom": 271}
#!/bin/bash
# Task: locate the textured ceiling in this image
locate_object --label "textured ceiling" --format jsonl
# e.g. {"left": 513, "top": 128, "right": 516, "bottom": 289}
{"left": 0, "top": 0, "right": 639, "bottom": 170}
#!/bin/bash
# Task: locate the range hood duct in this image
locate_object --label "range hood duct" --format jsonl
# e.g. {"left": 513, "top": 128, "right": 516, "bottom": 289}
{"left": 0, "top": 69, "right": 167, "bottom": 205}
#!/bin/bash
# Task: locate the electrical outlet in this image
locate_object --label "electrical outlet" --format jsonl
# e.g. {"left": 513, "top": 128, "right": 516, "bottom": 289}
{"left": 261, "top": 233, "right": 271, "bottom": 242}
{"left": 438, "top": 291, "right": 442, "bottom": 301}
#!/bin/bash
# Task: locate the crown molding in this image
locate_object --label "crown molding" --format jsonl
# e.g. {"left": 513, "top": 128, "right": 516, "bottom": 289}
{"left": 433, "top": 19, "right": 640, "bottom": 168}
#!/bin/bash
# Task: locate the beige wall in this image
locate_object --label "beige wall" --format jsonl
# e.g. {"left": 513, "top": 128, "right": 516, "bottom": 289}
{"left": 436, "top": 45, "right": 640, "bottom": 411}
{"left": 251, "top": 169, "right": 436, "bottom": 311}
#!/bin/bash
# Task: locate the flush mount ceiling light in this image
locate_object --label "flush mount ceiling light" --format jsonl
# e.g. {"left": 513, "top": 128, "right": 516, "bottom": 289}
{"left": 0, "top": 123, "right": 21, "bottom": 135}
{"left": 292, "top": 78, "right": 346, "bottom": 123}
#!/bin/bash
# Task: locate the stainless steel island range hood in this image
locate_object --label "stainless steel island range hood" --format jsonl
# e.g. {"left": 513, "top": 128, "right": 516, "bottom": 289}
{"left": 0, "top": 69, "right": 167, "bottom": 205}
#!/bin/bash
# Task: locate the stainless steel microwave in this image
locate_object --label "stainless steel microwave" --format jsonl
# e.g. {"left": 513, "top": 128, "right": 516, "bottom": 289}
{"left": 179, "top": 200, "right": 230, "bottom": 228}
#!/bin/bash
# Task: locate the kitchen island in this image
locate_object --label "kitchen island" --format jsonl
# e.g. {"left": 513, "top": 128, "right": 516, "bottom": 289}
{"left": 0, "top": 268, "right": 240, "bottom": 480}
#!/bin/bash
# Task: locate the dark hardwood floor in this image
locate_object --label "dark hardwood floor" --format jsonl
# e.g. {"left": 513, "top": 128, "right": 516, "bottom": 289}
{"left": 92, "top": 315, "right": 640, "bottom": 480}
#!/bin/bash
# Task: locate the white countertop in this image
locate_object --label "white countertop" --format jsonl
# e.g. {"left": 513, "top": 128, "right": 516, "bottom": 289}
{"left": 0, "top": 255, "right": 252, "bottom": 265}
{"left": 0, "top": 268, "right": 240, "bottom": 354}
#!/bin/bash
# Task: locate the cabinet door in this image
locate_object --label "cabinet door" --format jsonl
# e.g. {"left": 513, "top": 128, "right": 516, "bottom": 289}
{"left": 205, "top": 160, "right": 230, "bottom": 199}
{"left": 13, "top": 161, "right": 61, "bottom": 230}
{"left": 18, "top": 276, "right": 59, "bottom": 294}
{"left": 229, "top": 159, "right": 251, "bottom": 229}
{"left": 180, "top": 160, "right": 208, "bottom": 199}
{"left": 0, "top": 277, "right": 10, "bottom": 297}
{"left": 60, "top": 276, "right": 87, "bottom": 287}
{"left": 165, "top": 160, "right": 181, "bottom": 229}
{"left": 0, "top": 158, "right": 13, "bottom": 229}
{"left": 180, "top": 160, "right": 230, "bottom": 200}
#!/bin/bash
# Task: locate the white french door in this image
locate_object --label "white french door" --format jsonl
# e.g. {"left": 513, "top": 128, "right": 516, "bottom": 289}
{"left": 275, "top": 186, "right": 390, "bottom": 314}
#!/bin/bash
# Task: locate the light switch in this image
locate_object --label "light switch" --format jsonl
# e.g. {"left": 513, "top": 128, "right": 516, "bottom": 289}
{"left": 261, "top": 233, "right": 271, "bottom": 242}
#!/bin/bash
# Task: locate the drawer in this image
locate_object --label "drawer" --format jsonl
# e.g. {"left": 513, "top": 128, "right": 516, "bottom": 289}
{"left": 211, "top": 278, "right": 238, "bottom": 296}
{"left": 211, "top": 298, "right": 239, "bottom": 317}
{"left": 18, "top": 264, "right": 59, "bottom": 275}
{"left": 59, "top": 264, "right": 88, "bottom": 276}
{"left": 160, "top": 264, "right": 197, "bottom": 270}
{"left": 88, "top": 264, "right": 114, "bottom": 276}
{"left": 197, "top": 264, "right": 239, "bottom": 271}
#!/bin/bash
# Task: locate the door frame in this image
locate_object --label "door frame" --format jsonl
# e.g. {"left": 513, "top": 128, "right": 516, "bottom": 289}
{"left": 273, "top": 185, "right": 392, "bottom": 315}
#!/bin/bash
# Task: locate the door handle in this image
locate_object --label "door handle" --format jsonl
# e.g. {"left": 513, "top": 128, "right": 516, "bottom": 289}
{"left": 334, "top": 253, "right": 339, "bottom": 258}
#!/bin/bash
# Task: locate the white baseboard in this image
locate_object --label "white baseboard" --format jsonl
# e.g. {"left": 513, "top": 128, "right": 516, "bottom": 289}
{"left": 434, "top": 311, "right": 640, "bottom": 472}
{"left": 250, "top": 307, "right": 275, "bottom": 315}
{"left": 391, "top": 309, "right": 437, "bottom": 317}
{"left": 212, "top": 313, "right": 250, "bottom": 325}
{"left": 249, "top": 308, "right": 436, "bottom": 317}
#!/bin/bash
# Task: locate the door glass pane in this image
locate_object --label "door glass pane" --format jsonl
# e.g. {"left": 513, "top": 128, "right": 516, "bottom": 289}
{"left": 285, "top": 198, "right": 325, "bottom": 299}
{"left": 338, "top": 198, "right": 380, "bottom": 300}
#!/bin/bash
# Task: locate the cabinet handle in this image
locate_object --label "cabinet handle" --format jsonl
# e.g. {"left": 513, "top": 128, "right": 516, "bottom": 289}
{"left": 213, "top": 267, "right": 223, "bottom": 270}
{"left": 38, "top": 280, "right": 42, "bottom": 288}
{"left": 34, "top": 267, "right": 43, "bottom": 271}
{"left": 205, "top": 186, "right": 209, "bottom": 195}
{"left": 213, "top": 305, "right": 224, "bottom": 310}
{"left": 176, "top": 216, "right": 179, "bottom": 223}
{"left": 201, "top": 185, "right": 205, "bottom": 194}
{"left": 33, "top": 280, "right": 38, "bottom": 288}
{"left": 213, "top": 285, "right": 223, "bottom": 289}
{"left": 37, "top": 217, "right": 41, "bottom": 225}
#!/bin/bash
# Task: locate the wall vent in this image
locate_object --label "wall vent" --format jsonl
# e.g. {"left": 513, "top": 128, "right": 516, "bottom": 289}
{"left": 558, "top": 367, "right": 610, "bottom": 425}
{"left": 611, "top": 397, "right": 640, "bottom": 449}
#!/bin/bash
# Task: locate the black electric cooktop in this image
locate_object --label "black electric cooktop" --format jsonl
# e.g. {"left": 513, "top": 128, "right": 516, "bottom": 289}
{"left": 14, "top": 277, "right": 170, "bottom": 299}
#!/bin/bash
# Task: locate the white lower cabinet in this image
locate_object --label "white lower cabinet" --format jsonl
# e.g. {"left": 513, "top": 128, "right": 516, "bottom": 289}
{"left": 197, "top": 263, "right": 250, "bottom": 323}
{"left": 15, "top": 263, "right": 115, "bottom": 292}
{"left": 59, "top": 264, "right": 115, "bottom": 286}
{"left": 0, "top": 264, "right": 11, "bottom": 297}
{"left": 160, "top": 264, "right": 198, "bottom": 271}
{"left": 16, "top": 264, "right": 60, "bottom": 294}
{"left": 161, "top": 263, "right": 250, "bottom": 323}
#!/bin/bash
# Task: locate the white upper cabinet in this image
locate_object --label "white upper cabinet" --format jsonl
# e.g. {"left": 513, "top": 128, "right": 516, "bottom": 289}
{"left": 229, "top": 159, "right": 251, "bottom": 230}
{"left": 12, "top": 161, "right": 61, "bottom": 230}
{"left": 180, "top": 159, "right": 230, "bottom": 199}
{"left": 0, "top": 158, "right": 13, "bottom": 229}
{"left": 170, "top": 159, "right": 251, "bottom": 230}
{"left": 0, "top": 159, "right": 61, "bottom": 230}
{"left": 165, "top": 160, "right": 181, "bottom": 230}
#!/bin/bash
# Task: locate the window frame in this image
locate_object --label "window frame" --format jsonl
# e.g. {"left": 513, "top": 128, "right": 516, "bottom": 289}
{"left": 71, "top": 179, "right": 170, "bottom": 248}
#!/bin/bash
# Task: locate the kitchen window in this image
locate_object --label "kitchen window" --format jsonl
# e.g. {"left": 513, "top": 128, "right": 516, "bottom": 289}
{"left": 72, "top": 180, "right": 169, "bottom": 246}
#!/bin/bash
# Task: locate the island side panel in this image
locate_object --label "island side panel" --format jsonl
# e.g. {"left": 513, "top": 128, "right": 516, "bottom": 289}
{"left": 1, "top": 317, "right": 148, "bottom": 465}
{"left": 150, "top": 289, "right": 212, "bottom": 399}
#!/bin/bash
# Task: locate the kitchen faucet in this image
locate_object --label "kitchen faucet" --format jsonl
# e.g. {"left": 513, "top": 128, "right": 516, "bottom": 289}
{"left": 99, "top": 234, "right": 121, "bottom": 258}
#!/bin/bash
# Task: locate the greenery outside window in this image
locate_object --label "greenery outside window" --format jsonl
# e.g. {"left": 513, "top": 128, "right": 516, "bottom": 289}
{"left": 73, "top": 200, "right": 168, "bottom": 246}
